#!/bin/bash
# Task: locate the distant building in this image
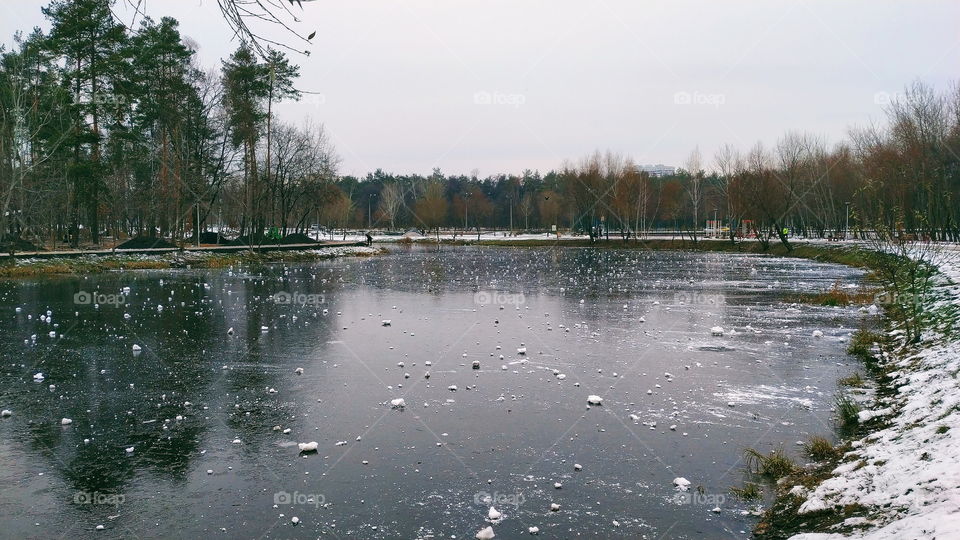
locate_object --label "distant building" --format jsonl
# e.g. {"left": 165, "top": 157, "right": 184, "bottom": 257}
{"left": 639, "top": 164, "right": 676, "bottom": 177}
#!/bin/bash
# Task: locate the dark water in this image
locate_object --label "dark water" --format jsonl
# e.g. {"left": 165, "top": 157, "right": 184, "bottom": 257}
{"left": 0, "top": 246, "right": 869, "bottom": 539}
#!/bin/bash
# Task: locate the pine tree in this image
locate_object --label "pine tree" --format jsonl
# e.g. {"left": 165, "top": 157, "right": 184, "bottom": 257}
{"left": 262, "top": 48, "right": 300, "bottom": 231}
{"left": 221, "top": 44, "right": 268, "bottom": 237}
{"left": 128, "top": 16, "right": 196, "bottom": 238}
{"left": 43, "top": 0, "right": 127, "bottom": 245}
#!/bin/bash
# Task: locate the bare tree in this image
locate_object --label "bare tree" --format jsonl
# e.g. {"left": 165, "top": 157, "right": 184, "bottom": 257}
{"left": 518, "top": 192, "right": 534, "bottom": 231}
{"left": 265, "top": 120, "right": 337, "bottom": 235}
{"left": 378, "top": 183, "right": 403, "bottom": 231}
{"left": 413, "top": 181, "right": 448, "bottom": 242}
{"left": 0, "top": 35, "right": 71, "bottom": 251}
{"left": 683, "top": 146, "right": 704, "bottom": 243}
{"left": 121, "top": 0, "right": 318, "bottom": 59}
{"left": 714, "top": 143, "right": 742, "bottom": 243}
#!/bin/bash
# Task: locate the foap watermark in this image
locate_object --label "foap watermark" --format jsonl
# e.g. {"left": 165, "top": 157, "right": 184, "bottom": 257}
{"left": 74, "top": 290, "right": 126, "bottom": 307}
{"left": 671, "top": 491, "right": 726, "bottom": 506}
{"left": 873, "top": 291, "right": 928, "bottom": 307}
{"left": 474, "top": 291, "right": 525, "bottom": 307}
{"left": 74, "top": 491, "right": 125, "bottom": 507}
{"left": 873, "top": 91, "right": 906, "bottom": 106}
{"left": 271, "top": 291, "right": 325, "bottom": 307}
{"left": 274, "top": 490, "right": 325, "bottom": 508}
{"left": 301, "top": 93, "right": 327, "bottom": 108}
{"left": 673, "top": 291, "right": 722, "bottom": 305}
{"left": 473, "top": 90, "right": 526, "bottom": 108}
{"left": 474, "top": 490, "right": 525, "bottom": 509}
{"left": 674, "top": 90, "right": 726, "bottom": 108}
{"left": 73, "top": 91, "right": 127, "bottom": 106}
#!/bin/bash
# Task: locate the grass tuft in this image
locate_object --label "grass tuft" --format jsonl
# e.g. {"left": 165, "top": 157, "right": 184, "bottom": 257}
{"left": 730, "top": 482, "right": 763, "bottom": 501}
{"left": 835, "top": 394, "right": 861, "bottom": 429}
{"left": 847, "top": 329, "right": 884, "bottom": 359}
{"left": 803, "top": 436, "right": 841, "bottom": 461}
{"left": 838, "top": 372, "right": 866, "bottom": 387}
{"left": 744, "top": 447, "right": 798, "bottom": 480}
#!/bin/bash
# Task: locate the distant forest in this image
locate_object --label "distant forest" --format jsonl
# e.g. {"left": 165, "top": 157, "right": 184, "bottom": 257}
{"left": 2, "top": 0, "right": 959, "bottom": 251}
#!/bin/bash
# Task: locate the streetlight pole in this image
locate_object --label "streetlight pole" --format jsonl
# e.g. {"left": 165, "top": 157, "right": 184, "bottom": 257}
{"left": 463, "top": 192, "right": 471, "bottom": 237}
{"left": 196, "top": 202, "right": 200, "bottom": 247}
{"left": 507, "top": 196, "right": 513, "bottom": 236}
{"left": 368, "top": 193, "right": 377, "bottom": 230}
{"left": 844, "top": 202, "right": 851, "bottom": 241}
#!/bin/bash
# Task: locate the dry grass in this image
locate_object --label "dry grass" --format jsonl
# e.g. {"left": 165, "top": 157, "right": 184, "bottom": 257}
{"left": 786, "top": 281, "right": 878, "bottom": 307}
{"left": 804, "top": 436, "right": 841, "bottom": 461}
{"left": 744, "top": 447, "right": 798, "bottom": 480}
{"left": 730, "top": 482, "right": 763, "bottom": 501}
{"left": 838, "top": 372, "right": 867, "bottom": 387}
{"left": 0, "top": 262, "right": 74, "bottom": 277}
{"left": 848, "top": 329, "right": 884, "bottom": 359}
{"left": 0, "top": 246, "right": 382, "bottom": 279}
{"left": 102, "top": 260, "right": 170, "bottom": 270}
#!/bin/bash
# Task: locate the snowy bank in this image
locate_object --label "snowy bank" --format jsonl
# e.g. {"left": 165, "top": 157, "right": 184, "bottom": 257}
{"left": 783, "top": 247, "right": 960, "bottom": 539}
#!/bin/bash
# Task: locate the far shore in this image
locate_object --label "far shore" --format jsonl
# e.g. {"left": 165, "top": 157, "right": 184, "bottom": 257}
{"left": 1, "top": 234, "right": 903, "bottom": 279}
{"left": 0, "top": 245, "right": 384, "bottom": 278}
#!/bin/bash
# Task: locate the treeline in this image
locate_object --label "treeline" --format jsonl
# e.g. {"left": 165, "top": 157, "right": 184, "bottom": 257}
{"left": 340, "top": 81, "right": 960, "bottom": 249}
{"left": 2, "top": 1, "right": 959, "bottom": 252}
{"left": 0, "top": 0, "right": 337, "bottom": 250}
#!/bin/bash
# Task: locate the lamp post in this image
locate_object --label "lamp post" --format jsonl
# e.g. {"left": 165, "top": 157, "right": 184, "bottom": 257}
{"left": 844, "top": 202, "right": 851, "bottom": 241}
{"left": 368, "top": 193, "right": 377, "bottom": 230}
{"left": 196, "top": 202, "right": 201, "bottom": 247}
{"left": 463, "top": 191, "right": 471, "bottom": 234}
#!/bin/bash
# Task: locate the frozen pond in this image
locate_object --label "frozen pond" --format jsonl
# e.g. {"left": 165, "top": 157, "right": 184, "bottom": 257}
{"left": 0, "top": 246, "right": 869, "bottom": 539}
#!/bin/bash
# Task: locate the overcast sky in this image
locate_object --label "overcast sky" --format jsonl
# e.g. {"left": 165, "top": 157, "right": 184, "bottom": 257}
{"left": 2, "top": 0, "right": 958, "bottom": 177}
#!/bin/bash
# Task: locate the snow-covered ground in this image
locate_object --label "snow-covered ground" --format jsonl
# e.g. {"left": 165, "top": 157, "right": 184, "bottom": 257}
{"left": 790, "top": 245, "right": 960, "bottom": 539}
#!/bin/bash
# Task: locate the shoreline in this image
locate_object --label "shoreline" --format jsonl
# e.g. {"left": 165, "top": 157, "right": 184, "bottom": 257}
{"left": 2, "top": 238, "right": 879, "bottom": 279}
{"left": 0, "top": 245, "right": 385, "bottom": 278}
{"left": 750, "top": 247, "right": 960, "bottom": 538}
{"left": 409, "top": 237, "right": 882, "bottom": 272}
